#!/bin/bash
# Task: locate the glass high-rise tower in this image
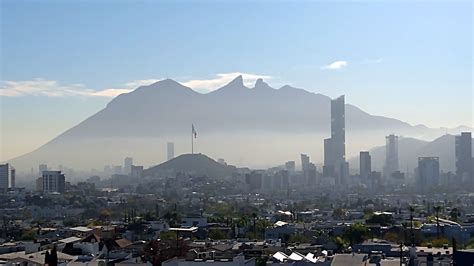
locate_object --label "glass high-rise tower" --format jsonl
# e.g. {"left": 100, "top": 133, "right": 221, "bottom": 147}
{"left": 323, "top": 95, "right": 347, "bottom": 184}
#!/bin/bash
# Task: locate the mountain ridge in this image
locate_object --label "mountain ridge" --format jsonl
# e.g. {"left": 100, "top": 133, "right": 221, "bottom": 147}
{"left": 7, "top": 76, "right": 471, "bottom": 173}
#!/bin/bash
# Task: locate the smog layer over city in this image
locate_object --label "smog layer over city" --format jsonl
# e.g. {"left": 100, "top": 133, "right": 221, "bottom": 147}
{"left": 0, "top": 1, "right": 473, "bottom": 265}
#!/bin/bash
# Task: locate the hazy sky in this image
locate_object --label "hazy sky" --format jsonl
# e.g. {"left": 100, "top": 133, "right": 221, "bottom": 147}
{"left": 1, "top": 0, "right": 472, "bottom": 161}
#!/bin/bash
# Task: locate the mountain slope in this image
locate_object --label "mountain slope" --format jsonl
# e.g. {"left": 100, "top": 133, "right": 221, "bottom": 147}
{"left": 9, "top": 76, "right": 470, "bottom": 174}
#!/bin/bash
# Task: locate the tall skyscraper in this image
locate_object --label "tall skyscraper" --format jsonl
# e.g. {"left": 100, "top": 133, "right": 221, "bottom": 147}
{"left": 0, "top": 164, "right": 8, "bottom": 192}
{"left": 417, "top": 157, "right": 440, "bottom": 192}
{"left": 323, "top": 95, "right": 346, "bottom": 183}
{"left": 456, "top": 132, "right": 472, "bottom": 181}
{"left": 301, "top": 154, "right": 317, "bottom": 185}
{"left": 167, "top": 142, "right": 175, "bottom": 161}
{"left": 124, "top": 157, "right": 133, "bottom": 175}
{"left": 0, "top": 164, "right": 10, "bottom": 192}
{"left": 323, "top": 138, "right": 335, "bottom": 177}
{"left": 10, "top": 167, "right": 15, "bottom": 189}
{"left": 359, "top": 151, "right": 371, "bottom": 179}
{"left": 331, "top": 95, "right": 346, "bottom": 165}
{"left": 40, "top": 170, "right": 66, "bottom": 193}
{"left": 301, "top": 154, "right": 310, "bottom": 171}
{"left": 0, "top": 164, "right": 15, "bottom": 192}
{"left": 384, "top": 134, "right": 399, "bottom": 178}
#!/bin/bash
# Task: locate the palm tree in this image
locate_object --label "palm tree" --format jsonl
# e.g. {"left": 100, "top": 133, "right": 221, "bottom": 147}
{"left": 401, "top": 222, "right": 408, "bottom": 244}
{"left": 433, "top": 205, "right": 442, "bottom": 238}
{"left": 251, "top": 213, "right": 257, "bottom": 239}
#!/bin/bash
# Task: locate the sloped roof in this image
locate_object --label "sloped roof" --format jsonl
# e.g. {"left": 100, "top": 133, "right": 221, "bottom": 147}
{"left": 272, "top": 251, "right": 288, "bottom": 262}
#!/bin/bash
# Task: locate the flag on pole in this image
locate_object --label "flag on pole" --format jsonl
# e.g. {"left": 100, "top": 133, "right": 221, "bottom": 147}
{"left": 192, "top": 124, "right": 197, "bottom": 138}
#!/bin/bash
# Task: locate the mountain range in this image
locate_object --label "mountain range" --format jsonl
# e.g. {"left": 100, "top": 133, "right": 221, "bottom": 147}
{"left": 8, "top": 76, "right": 471, "bottom": 175}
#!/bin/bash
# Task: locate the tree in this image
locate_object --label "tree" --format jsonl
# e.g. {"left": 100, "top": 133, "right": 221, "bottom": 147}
{"left": 366, "top": 213, "right": 394, "bottom": 226}
{"left": 255, "top": 219, "right": 272, "bottom": 239}
{"left": 288, "top": 234, "right": 309, "bottom": 244}
{"left": 333, "top": 236, "right": 348, "bottom": 251}
{"left": 49, "top": 246, "right": 58, "bottom": 266}
{"left": 237, "top": 215, "right": 250, "bottom": 228}
{"left": 343, "top": 223, "right": 369, "bottom": 245}
{"left": 332, "top": 208, "right": 346, "bottom": 220}
{"left": 19, "top": 229, "right": 37, "bottom": 241}
{"left": 99, "top": 208, "right": 112, "bottom": 222}
{"left": 428, "top": 237, "right": 449, "bottom": 248}
{"left": 209, "top": 229, "right": 226, "bottom": 240}
{"left": 450, "top": 208, "right": 461, "bottom": 222}
{"left": 159, "top": 231, "right": 176, "bottom": 240}
{"left": 252, "top": 212, "right": 257, "bottom": 236}
{"left": 383, "top": 231, "right": 402, "bottom": 243}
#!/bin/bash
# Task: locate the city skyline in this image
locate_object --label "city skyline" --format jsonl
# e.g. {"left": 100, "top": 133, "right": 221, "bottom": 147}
{"left": 0, "top": 2, "right": 473, "bottom": 265}
{"left": 1, "top": 1, "right": 472, "bottom": 161}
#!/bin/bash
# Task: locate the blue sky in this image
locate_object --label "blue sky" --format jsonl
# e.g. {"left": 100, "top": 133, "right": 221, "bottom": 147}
{"left": 1, "top": 0, "right": 472, "bottom": 160}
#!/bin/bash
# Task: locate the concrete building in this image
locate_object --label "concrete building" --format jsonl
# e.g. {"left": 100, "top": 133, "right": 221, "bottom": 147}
{"left": 280, "top": 170, "right": 290, "bottom": 189}
{"left": 300, "top": 154, "right": 316, "bottom": 185}
{"left": 285, "top": 161, "right": 295, "bottom": 172}
{"left": 130, "top": 165, "right": 144, "bottom": 178}
{"left": 456, "top": 132, "right": 472, "bottom": 182}
{"left": 124, "top": 157, "right": 133, "bottom": 175}
{"left": 39, "top": 164, "right": 47, "bottom": 175}
{"left": 113, "top": 165, "right": 123, "bottom": 175}
{"left": 417, "top": 157, "right": 440, "bottom": 192}
{"left": 301, "top": 154, "right": 310, "bottom": 171}
{"left": 359, "top": 151, "right": 371, "bottom": 179}
{"left": 272, "top": 170, "right": 289, "bottom": 189}
{"left": 384, "top": 134, "right": 399, "bottom": 178}
{"left": 40, "top": 170, "right": 66, "bottom": 193}
{"left": 167, "top": 142, "right": 175, "bottom": 161}
{"left": 0, "top": 163, "right": 15, "bottom": 192}
{"left": 245, "top": 171, "right": 263, "bottom": 191}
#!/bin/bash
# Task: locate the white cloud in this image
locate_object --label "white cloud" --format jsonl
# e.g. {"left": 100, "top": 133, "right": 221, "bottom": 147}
{"left": 0, "top": 79, "right": 95, "bottom": 97}
{"left": 89, "top": 88, "right": 134, "bottom": 97}
{"left": 0, "top": 73, "right": 272, "bottom": 97}
{"left": 124, "top": 79, "right": 161, "bottom": 88}
{"left": 321, "top": 60, "right": 348, "bottom": 70}
{"left": 181, "top": 72, "right": 272, "bottom": 92}
{"left": 361, "top": 58, "right": 383, "bottom": 64}
{"left": 0, "top": 78, "right": 163, "bottom": 98}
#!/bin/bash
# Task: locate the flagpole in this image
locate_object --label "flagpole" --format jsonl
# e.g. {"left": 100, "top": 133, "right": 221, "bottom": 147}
{"left": 191, "top": 125, "right": 194, "bottom": 154}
